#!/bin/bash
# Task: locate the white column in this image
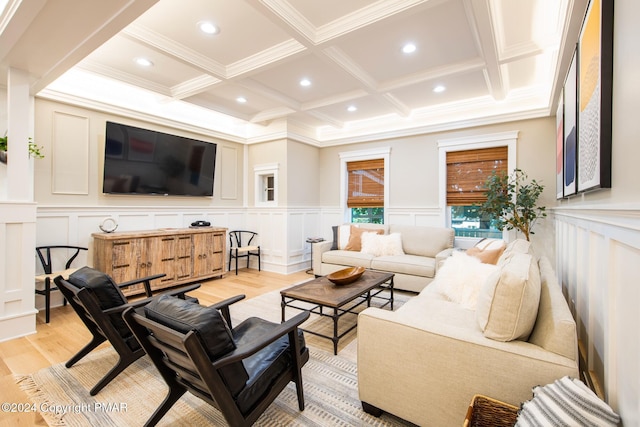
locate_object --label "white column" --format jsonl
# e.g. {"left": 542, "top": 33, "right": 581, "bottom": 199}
{"left": 0, "top": 68, "right": 37, "bottom": 341}
{"left": 7, "top": 67, "right": 32, "bottom": 200}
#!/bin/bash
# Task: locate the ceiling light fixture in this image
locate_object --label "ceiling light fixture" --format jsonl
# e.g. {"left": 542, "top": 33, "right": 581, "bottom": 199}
{"left": 347, "top": 105, "right": 357, "bottom": 112}
{"left": 236, "top": 96, "right": 247, "bottom": 103}
{"left": 433, "top": 85, "right": 446, "bottom": 93}
{"left": 135, "top": 57, "right": 153, "bottom": 67}
{"left": 402, "top": 43, "right": 417, "bottom": 54}
{"left": 198, "top": 21, "right": 219, "bottom": 35}
{"left": 299, "top": 78, "right": 311, "bottom": 87}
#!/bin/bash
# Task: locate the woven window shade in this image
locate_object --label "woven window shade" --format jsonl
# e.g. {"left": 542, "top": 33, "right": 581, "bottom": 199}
{"left": 347, "top": 159, "right": 384, "bottom": 207}
{"left": 446, "top": 147, "right": 508, "bottom": 205}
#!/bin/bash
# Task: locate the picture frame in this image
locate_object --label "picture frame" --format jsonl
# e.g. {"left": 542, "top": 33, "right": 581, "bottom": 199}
{"left": 556, "top": 90, "right": 564, "bottom": 199}
{"left": 576, "top": 0, "right": 613, "bottom": 192}
{"left": 563, "top": 48, "right": 577, "bottom": 198}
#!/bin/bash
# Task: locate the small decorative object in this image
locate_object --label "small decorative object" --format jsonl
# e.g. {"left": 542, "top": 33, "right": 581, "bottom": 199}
{"left": 0, "top": 132, "right": 44, "bottom": 163}
{"left": 327, "top": 266, "right": 365, "bottom": 286}
{"left": 478, "top": 169, "right": 546, "bottom": 241}
{"left": 99, "top": 217, "right": 118, "bottom": 233}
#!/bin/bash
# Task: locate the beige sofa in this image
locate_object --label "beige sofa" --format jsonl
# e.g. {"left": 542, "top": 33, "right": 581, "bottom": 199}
{"left": 312, "top": 224, "right": 455, "bottom": 292}
{"left": 357, "top": 240, "right": 579, "bottom": 426}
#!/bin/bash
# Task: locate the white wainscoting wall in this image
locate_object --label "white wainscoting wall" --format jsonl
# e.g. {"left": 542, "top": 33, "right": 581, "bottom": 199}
{"left": 553, "top": 205, "right": 640, "bottom": 425}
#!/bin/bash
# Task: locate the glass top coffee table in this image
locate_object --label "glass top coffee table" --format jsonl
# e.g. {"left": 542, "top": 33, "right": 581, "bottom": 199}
{"left": 280, "top": 269, "right": 394, "bottom": 355}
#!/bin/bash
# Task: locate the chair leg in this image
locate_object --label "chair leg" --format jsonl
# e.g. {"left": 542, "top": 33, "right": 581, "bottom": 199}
{"left": 144, "top": 386, "right": 187, "bottom": 427}
{"left": 44, "top": 278, "right": 51, "bottom": 324}
{"left": 89, "top": 355, "right": 136, "bottom": 396}
{"left": 65, "top": 334, "right": 106, "bottom": 368}
{"left": 235, "top": 250, "right": 239, "bottom": 275}
{"left": 258, "top": 251, "right": 261, "bottom": 271}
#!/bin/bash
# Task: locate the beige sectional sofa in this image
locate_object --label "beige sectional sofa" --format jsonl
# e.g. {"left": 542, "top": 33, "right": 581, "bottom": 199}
{"left": 357, "top": 240, "right": 579, "bottom": 426}
{"left": 312, "top": 224, "right": 455, "bottom": 292}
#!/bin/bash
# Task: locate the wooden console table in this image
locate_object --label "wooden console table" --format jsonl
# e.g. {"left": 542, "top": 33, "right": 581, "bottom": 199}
{"left": 93, "top": 227, "right": 226, "bottom": 296}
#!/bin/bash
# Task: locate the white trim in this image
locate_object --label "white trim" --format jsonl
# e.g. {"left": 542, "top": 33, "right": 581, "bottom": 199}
{"left": 339, "top": 147, "right": 391, "bottom": 223}
{"left": 437, "top": 131, "right": 519, "bottom": 237}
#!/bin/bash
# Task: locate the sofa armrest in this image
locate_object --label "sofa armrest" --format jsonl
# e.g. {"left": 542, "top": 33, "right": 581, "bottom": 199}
{"left": 312, "top": 240, "right": 333, "bottom": 274}
{"left": 434, "top": 247, "right": 454, "bottom": 273}
{"left": 357, "top": 307, "right": 578, "bottom": 426}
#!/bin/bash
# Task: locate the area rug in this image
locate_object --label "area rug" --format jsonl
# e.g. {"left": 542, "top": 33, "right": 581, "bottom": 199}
{"left": 16, "top": 288, "right": 415, "bottom": 426}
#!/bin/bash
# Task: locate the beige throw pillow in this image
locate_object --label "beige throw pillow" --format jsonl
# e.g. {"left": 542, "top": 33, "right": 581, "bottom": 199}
{"left": 361, "top": 232, "right": 404, "bottom": 257}
{"left": 476, "top": 252, "right": 541, "bottom": 342}
{"left": 344, "top": 225, "right": 383, "bottom": 251}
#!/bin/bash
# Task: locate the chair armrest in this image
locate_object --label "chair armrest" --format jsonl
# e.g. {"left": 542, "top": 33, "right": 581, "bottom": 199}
{"left": 312, "top": 240, "right": 334, "bottom": 274}
{"left": 207, "top": 294, "right": 246, "bottom": 327}
{"left": 213, "top": 311, "right": 310, "bottom": 368}
{"left": 118, "top": 273, "right": 167, "bottom": 297}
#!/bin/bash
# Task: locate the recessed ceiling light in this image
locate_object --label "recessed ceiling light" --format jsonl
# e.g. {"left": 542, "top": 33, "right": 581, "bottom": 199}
{"left": 347, "top": 105, "right": 357, "bottom": 112}
{"left": 299, "top": 78, "right": 311, "bottom": 87}
{"left": 135, "top": 57, "right": 153, "bottom": 67}
{"left": 433, "top": 85, "right": 446, "bottom": 93}
{"left": 402, "top": 43, "right": 417, "bottom": 54}
{"left": 236, "top": 96, "right": 247, "bottom": 103}
{"left": 198, "top": 21, "right": 219, "bottom": 35}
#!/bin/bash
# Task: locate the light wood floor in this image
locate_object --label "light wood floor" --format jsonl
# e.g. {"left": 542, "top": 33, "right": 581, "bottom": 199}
{"left": 0, "top": 269, "right": 310, "bottom": 427}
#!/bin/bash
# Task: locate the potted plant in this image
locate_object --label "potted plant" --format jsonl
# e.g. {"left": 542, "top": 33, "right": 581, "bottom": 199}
{"left": 0, "top": 132, "right": 44, "bottom": 163}
{"left": 478, "top": 168, "right": 547, "bottom": 241}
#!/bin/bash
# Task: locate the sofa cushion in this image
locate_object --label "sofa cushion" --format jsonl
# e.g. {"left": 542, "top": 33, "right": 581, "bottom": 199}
{"left": 371, "top": 254, "right": 435, "bottom": 278}
{"left": 466, "top": 239, "right": 506, "bottom": 265}
{"left": 497, "top": 239, "right": 535, "bottom": 265}
{"left": 361, "top": 232, "right": 404, "bottom": 257}
{"left": 389, "top": 225, "right": 454, "bottom": 257}
{"left": 430, "top": 251, "right": 498, "bottom": 310}
{"left": 322, "top": 249, "right": 375, "bottom": 269}
{"left": 345, "top": 225, "right": 383, "bottom": 251}
{"left": 476, "top": 252, "right": 541, "bottom": 342}
{"left": 528, "top": 256, "right": 577, "bottom": 360}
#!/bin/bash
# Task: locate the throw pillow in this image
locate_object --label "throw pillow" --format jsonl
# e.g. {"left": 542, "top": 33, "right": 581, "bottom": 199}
{"left": 430, "top": 251, "right": 498, "bottom": 310}
{"left": 476, "top": 252, "right": 541, "bottom": 341}
{"left": 344, "top": 225, "right": 382, "bottom": 251}
{"left": 467, "top": 239, "right": 506, "bottom": 265}
{"left": 515, "top": 376, "right": 620, "bottom": 427}
{"left": 336, "top": 224, "right": 352, "bottom": 249}
{"left": 361, "top": 232, "right": 405, "bottom": 257}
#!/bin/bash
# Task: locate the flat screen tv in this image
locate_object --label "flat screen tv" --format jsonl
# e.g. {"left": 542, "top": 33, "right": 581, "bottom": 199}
{"left": 103, "top": 121, "right": 216, "bottom": 196}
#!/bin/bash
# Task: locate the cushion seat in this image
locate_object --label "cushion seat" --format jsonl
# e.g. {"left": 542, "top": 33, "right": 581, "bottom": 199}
{"left": 233, "top": 317, "right": 306, "bottom": 414}
{"left": 371, "top": 254, "right": 435, "bottom": 278}
{"left": 322, "top": 250, "right": 374, "bottom": 268}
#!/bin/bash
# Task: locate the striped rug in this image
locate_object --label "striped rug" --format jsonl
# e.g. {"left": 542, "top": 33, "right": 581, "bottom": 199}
{"left": 17, "top": 288, "right": 415, "bottom": 426}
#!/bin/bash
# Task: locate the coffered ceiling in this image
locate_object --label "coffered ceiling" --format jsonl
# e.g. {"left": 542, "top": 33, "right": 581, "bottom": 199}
{"left": 0, "top": 0, "right": 587, "bottom": 145}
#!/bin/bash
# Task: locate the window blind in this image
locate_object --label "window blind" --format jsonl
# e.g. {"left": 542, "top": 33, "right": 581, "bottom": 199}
{"left": 446, "top": 147, "right": 508, "bottom": 205}
{"left": 347, "top": 159, "right": 384, "bottom": 207}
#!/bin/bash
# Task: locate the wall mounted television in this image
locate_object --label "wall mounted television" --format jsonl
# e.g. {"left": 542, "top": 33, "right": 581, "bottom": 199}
{"left": 103, "top": 121, "right": 216, "bottom": 197}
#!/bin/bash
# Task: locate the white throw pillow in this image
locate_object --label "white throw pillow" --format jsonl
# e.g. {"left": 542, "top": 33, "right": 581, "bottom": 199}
{"left": 360, "top": 232, "right": 384, "bottom": 256}
{"left": 360, "top": 232, "right": 405, "bottom": 257}
{"left": 476, "top": 252, "right": 541, "bottom": 341}
{"left": 431, "top": 251, "right": 498, "bottom": 310}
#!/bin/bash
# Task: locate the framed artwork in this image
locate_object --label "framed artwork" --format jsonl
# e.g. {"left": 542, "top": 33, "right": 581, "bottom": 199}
{"left": 563, "top": 49, "right": 577, "bottom": 198}
{"left": 556, "top": 90, "right": 564, "bottom": 199}
{"left": 577, "top": 0, "right": 613, "bottom": 192}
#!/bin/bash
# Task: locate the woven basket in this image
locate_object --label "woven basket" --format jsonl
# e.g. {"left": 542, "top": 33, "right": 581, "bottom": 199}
{"left": 463, "top": 394, "right": 519, "bottom": 427}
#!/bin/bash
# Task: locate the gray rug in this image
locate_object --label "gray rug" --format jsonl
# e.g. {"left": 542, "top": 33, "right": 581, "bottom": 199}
{"left": 17, "top": 288, "right": 415, "bottom": 426}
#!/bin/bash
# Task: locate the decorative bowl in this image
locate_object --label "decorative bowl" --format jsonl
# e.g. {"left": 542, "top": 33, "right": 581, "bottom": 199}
{"left": 327, "top": 266, "right": 365, "bottom": 286}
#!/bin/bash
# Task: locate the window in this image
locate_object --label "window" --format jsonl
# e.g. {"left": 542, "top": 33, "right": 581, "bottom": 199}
{"left": 254, "top": 163, "right": 278, "bottom": 206}
{"left": 347, "top": 159, "right": 385, "bottom": 224}
{"left": 340, "top": 148, "right": 390, "bottom": 224}
{"left": 438, "top": 132, "right": 517, "bottom": 242}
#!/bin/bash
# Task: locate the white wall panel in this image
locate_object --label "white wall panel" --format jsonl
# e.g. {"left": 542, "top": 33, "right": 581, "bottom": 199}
{"left": 52, "top": 112, "right": 89, "bottom": 194}
{"left": 554, "top": 206, "right": 640, "bottom": 424}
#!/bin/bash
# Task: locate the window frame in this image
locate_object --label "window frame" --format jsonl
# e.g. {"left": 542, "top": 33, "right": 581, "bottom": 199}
{"left": 437, "top": 131, "right": 518, "bottom": 247}
{"left": 340, "top": 147, "right": 390, "bottom": 224}
{"left": 254, "top": 163, "right": 279, "bottom": 207}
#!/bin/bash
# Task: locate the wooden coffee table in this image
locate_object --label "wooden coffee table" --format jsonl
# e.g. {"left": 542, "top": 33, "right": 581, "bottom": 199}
{"left": 280, "top": 269, "right": 394, "bottom": 354}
